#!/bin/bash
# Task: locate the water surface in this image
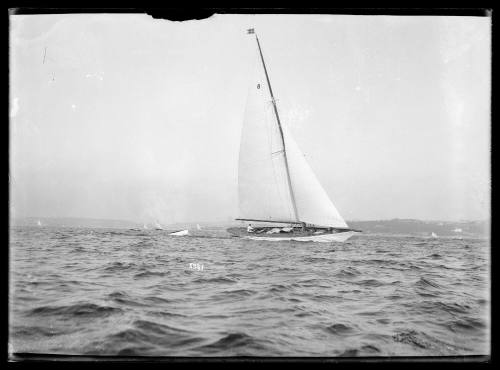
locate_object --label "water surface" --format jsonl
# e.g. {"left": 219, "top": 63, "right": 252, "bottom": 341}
{"left": 9, "top": 226, "right": 490, "bottom": 356}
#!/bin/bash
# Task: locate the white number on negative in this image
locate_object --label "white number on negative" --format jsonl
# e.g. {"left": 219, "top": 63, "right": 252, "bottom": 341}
{"left": 189, "top": 263, "right": 204, "bottom": 271}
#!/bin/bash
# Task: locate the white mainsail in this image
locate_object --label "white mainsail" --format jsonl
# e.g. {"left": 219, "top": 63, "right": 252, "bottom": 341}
{"left": 237, "top": 47, "right": 296, "bottom": 223}
{"left": 237, "top": 36, "right": 349, "bottom": 229}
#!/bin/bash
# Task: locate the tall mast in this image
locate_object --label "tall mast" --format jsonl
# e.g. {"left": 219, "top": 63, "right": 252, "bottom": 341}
{"left": 251, "top": 30, "right": 301, "bottom": 225}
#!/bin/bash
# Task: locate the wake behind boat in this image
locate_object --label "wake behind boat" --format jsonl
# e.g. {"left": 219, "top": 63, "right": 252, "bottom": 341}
{"left": 227, "top": 29, "right": 360, "bottom": 243}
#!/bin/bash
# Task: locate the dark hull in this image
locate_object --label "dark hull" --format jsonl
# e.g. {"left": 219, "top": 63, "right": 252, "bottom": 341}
{"left": 227, "top": 227, "right": 349, "bottom": 238}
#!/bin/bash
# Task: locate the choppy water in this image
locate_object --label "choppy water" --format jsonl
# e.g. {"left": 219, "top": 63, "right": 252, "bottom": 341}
{"left": 9, "top": 226, "right": 490, "bottom": 357}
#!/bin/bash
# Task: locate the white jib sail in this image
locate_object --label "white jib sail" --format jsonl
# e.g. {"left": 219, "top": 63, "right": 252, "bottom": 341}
{"left": 281, "top": 125, "right": 348, "bottom": 228}
{"left": 237, "top": 46, "right": 296, "bottom": 223}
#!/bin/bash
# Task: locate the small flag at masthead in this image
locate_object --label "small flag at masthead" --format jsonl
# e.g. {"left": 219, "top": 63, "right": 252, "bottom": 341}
{"left": 247, "top": 28, "right": 255, "bottom": 34}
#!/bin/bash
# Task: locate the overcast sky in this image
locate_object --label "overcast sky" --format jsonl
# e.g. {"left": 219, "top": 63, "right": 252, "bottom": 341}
{"left": 9, "top": 13, "right": 490, "bottom": 223}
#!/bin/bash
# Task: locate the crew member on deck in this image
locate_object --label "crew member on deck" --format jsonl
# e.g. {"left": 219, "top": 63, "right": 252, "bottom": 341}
{"left": 247, "top": 224, "right": 254, "bottom": 233}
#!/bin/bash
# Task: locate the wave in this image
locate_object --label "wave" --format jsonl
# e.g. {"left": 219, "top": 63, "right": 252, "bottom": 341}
{"left": 303, "top": 257, "right": 329, "bottom": 263}
{"left": 415, "top": 277, "right": 441, "bottom": 289}
{"left": 386, "top": 294, "right": 404, "bottom": 300}
{"left": 392, "top": 330, "right": 429, "bottom": 349}
{"left": 193, "top": 277, "right": 237, "bottom": 284}
{"left": 115, "top": 346, "right": 155, "bottom": 356}
{"left": 376, "top": 318, "right": 391, "bottom": 324}
{"left": 339, "top": 348, "right": 359, "bottom": 356}
{"left": 148, "top": 310, "right": 187, "bottom": 318}
{"left": 102, "top": 231, "right": 127, "bottom": 236}
{"left": 416, "top": 291, "right": 439, "bottom": 298}
{"left": 296, "top": 278, "right": 321, "bottom": 287}
{"left": 357, "top": 310, "right": 382, "bottom": 316}
{"left": 86, "top": 320, "right": 204, "bottom": 354}
{"left": 325, "top": 323, "right": 355, "bottom": 335}
{"left": 134, "top": 270, "right": 168, "bottom": 279}
{"left": 294, "top": 312, "right": 312, "bottom": 318}
{"left": 27, "top": 303, "right": 122, "bottom": 318}
{"left": 107, "top": 291, "right": 147, "bottom": 307}
{"left": 356, "top": 279, "right": 386, "bottom": 287}
{"left": 128, "top": 240, "right": 155, "bottom": 249}
{"left": 133, "top": 319, "right": 192, "bottom": 335}
{"left": 446, "top": 317, "right": 487, "bottom": 332}
{"left": 143, "top": 296, "right": 172, "bottom": 304}
{"left": 268, "top": 284, "right": 291, "bottom": 293}
{"left": 412, "top": 242, "right": 429, "bottom": 246}
{"left": 435, "top": 301, "right": 471, "bottom": 315}
{"left": 213, "top": 289, "right": 257, "bottom": 299}
{"left": 197, "top": 332, "right": 270, "bottom": 353}
{"left": 392, "top": 329, "right": 471, "bottom": 353}
{"left": 339, "top": 346, "right": 381, "bottom": 356}
{"left": 11, "top": 325, "right": 73, "bottom": 337}
{"left": 53, "top": 233, "right": 73, "bottom": 240}
{"left": 334, "top": 267, "right": 361, "bottom": 278}
{"left": 102, "top": 261, "right": 136, "bottom": 272}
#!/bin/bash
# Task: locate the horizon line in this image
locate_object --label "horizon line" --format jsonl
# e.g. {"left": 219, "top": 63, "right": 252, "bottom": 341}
{"left": 10, "top": 216, "right": 491, "bottom": 224}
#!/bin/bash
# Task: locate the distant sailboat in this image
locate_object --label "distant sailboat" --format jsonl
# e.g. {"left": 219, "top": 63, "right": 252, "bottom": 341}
{"left": 196, "top": 224, "right": 202, "bottom": 230}
{"left": 37, "top": 220, "right": 42, "bottom": 227}
{"left": 226, "top": 29, "right": 360, "bottom": 243}
{"left": 431, "top": 232, "right": 438, "bottom": 238}
{"left": 154, "top": 221, "right": 163, "bottom": 230}
{"left": 143, "top": 224, "right": 149, "bottom": 230}
{"left": 453, "top": 228, "right": 463, "bottom": 240}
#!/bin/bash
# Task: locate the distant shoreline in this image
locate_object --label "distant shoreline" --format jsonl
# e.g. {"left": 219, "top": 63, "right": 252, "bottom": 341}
{"left": 10, "top": 217, "right": 489, "bottom": 239}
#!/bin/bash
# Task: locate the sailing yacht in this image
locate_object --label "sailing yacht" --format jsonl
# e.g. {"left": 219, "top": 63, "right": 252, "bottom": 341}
{"left": 227, "top": 29, "right": 360, "bottom": 243}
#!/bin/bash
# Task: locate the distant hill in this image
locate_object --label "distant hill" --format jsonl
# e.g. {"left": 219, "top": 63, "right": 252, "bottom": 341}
{"left": 10, "top": 217, "right": 139, "bottom": 229}
{"left": 9, "top": 217, "right": 235, "bottom": 230}
{"left": 347, "top": 219, "right": 489, "bottom": 238}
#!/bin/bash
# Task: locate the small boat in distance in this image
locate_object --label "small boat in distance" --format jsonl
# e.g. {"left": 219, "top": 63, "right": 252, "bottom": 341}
{"left": 227, "top": 29, "right": 360, "bottom": 243}
{"left": 37, "top": 220, "right": 42, "bottom": 227}
{"left": 169, "top": 229, "right": 189, "bottom": 236}
{"left": 431, "top": 232, "right": 438, "bottom": 239}
{"left": 154, "top": 221, "right": 163, "bottom": 230}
